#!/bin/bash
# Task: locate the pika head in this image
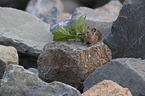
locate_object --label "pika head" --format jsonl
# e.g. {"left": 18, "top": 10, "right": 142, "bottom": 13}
{"left": 82, "top": 28, "right": 102, "bottom": 44}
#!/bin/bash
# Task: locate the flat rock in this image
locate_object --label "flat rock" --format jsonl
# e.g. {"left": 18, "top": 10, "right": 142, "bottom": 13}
{"left": 0, "top": 45, "right": 18, "bottom": 79}
{"left": 81, "top": 80, "right": 132, "bottom": 96}
{"left": 103, "top": 0, "right": 145, "bottom": 59}
{"left": 37, "top": 40, "right": 111, "bottom": 90}
{"left": 69, "top": 0, "right": 122, "bottom": 38}
{"left": 83, "top": 58, "right": 145, "bottom": 96}
{"left": 1, "top": 64, "right": 81, "bottom": 96}
{"left": 0, "top": 7, "right": 53, "bottom": 68}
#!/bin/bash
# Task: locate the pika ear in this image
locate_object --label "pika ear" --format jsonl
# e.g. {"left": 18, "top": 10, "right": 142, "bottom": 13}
{"left": 92, "top": 28, "right": 96, "bottom": 32}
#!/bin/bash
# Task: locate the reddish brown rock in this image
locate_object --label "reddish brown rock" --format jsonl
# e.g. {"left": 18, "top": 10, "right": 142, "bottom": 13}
{"left": 37, "top": 40, "right": 111, "bottom": 90}
{"left": 81, "top": 80, "right": 132, "bottom": 96}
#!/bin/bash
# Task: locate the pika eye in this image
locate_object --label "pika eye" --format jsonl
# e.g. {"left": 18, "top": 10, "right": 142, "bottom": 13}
{"left": 87, "top": 32, "right": 89, "bottom": 33}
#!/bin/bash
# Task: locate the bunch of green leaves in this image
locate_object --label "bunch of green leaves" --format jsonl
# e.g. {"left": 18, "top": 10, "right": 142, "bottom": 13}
{"left": 52, "top": 16, "right": 87, "bottom": 41}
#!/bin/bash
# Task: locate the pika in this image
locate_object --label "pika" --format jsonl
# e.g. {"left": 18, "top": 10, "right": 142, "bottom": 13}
{"left": 82, "top": 27, "right": 102, "bottom": 44}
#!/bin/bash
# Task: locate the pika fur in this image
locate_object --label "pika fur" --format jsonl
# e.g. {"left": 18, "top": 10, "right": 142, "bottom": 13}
{"left": 82, "top": 27, "right": 102, "bottom": 44}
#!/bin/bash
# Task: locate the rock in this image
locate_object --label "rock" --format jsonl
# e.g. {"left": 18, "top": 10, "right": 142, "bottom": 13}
{"left": 103, "top": 0, "right": 145, "bottom": 59}
{"left": 37, "top": 39, "right": 112, "bottom": 91}
{"left": 83, "top": 58, "right": 145, "bottom": 96}
{"left": 26, "top": 0, "right": 67, "bottom": 25}
{"left": 0, "top": 7, "right": 53, "bottom": 68}
{"left": 0, "top": 0, "right": 29, "bottom": 10}
{"left": 27, "top": 68, "right": 39, "bottom": 76}
{"left": 69, "top": 0, "right": 122, "bottom": 38}
{"left": 1, "top": 64, "right": 81, "bottom": 96}
{"left": 0, "top": 45, "right": 18, "bottom": 79}
{"left": 81, "top": 80, "right": 132, "bottom": 96}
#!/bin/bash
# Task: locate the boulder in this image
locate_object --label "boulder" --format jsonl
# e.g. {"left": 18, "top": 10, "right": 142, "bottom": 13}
{"left": 1, "top": 64, "right": 81, "bottom": 96}
{"left": 69, "top": 0, "right": 122, "bottom": 38}
{"left": 0, "top": 45, "right": 18, "bottom": 79}
{"left": 0, "top": 7, "right": 53, "bottom": 68}
{"left": 81, "top": 80, "right": 132, "bottom": 96}
{"left": 83, "top": 58, "right": 145, "bottom": 96}
{"left": 103, "top": 0, "right": 145, "bottom": 59}
{"left": 26, "top": 0, "right": 68, "bottom": 25}
{"left": 37, "top": 40, "right": 111, "bottom": 90}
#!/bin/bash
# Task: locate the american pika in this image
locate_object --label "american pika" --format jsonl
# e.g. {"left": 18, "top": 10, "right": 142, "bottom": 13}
{"left": 82, "top": 28, "right": 102, "bottom": 44}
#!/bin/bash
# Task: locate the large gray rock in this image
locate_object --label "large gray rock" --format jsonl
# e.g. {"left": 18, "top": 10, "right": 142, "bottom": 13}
{"left": 0, "top": 45, "right": 18, "bottom": 79}
{"left": 69, "top": 0, "right": 122, "bottom": 38}
{"left": 0, "top": 7, "right": 53, "bottom": 68}
{"left": 83, "top": 58, "right": 145, "bottom": 96}
{"left": 103, "top": 0, "right": 145, "bottom": 59}
{"left": 37, "top": 40, "right": 111, "bottom": 91}
{"left": 1, "top": 64, "right": 81, "bottom": 96}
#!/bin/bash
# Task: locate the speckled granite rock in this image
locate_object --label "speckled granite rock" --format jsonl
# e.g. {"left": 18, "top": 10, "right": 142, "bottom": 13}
{"left": 37, "top": 40, "right": 112, "bottom": 90}
{"left": 0, "top": 45, "right": 18, "bottom": 79}
{"left": 83, "top": 58, "right": 145, "bottom": 96}
{"left": 81, "top": 80, "right": 132, "bottom": 96}
{"left": 103, "top": 0, "right": 145, "bottom": 59}
{"left": 1, "top": 64, "right": 81, "bottom": 96}
{"left": 0, "top": 7, "right": 53, "bottom": 68}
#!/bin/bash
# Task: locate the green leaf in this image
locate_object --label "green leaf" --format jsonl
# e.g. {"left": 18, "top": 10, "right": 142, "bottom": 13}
{"left": 74, "top": 16, "right": 87, "bottom": 35}
{"left": 52, "top": 25, "right": 76, "bottom": 41}
{"left": 52, "top": 16, "right": 87, "bottom": 41}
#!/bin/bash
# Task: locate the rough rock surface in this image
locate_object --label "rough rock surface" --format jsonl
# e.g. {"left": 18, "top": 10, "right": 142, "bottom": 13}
{"left": 1, "top": 64, "right": 81, "bottom": 96}
{"left": 0, "top": 7, "right": 53, "bottom": 68}
{"left": 26, "top": 0, "right": 67, "bottom": 25}
{"left": 69, "top": 0, "right": 122, "bottom": 38}
{"left": 103, "top": 0, "right": 145, "bottom": 59}
{"left": 83, "top": 58, "right": 145, "bottom": 96}
{"left": 0, "top": 45, "right": 18, "bottom": 79}
{"left": 37, "top": 40, "right": 111, "bottom": 90}
{"left": 81, "top": 80, "right": 132, "bottom": 96}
